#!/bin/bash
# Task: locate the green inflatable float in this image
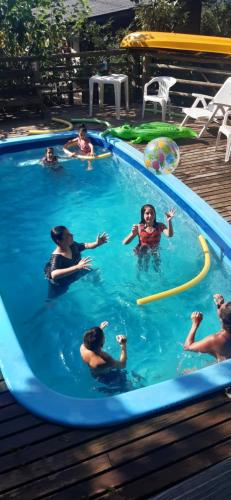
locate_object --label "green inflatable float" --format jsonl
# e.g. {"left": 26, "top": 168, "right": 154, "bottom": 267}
{"left": 102, "top": 122, "right": 197, "bottom": 143}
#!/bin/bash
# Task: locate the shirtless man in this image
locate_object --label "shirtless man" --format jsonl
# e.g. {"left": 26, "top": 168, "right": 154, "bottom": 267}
{"left": 184, "top": 294, "right": 231, "bottom": 361}
{"left": 80, "top": 321, "right": 127, "bottom": 372}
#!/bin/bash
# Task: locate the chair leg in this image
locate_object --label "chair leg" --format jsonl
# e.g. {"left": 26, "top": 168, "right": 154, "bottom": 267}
{"left": 167, "top": 99, "right": 172, "bottom": 120}
{"left": 162, "top": 102, "right": 167, "bottom": 122}
{"left": 181, "top": 115, "right": 190, "bottom": 126}
{"left": 89, "top": 81, "right": 93, "bottom": 116}
{"left": 215, "top": 131, "right": 221, "bottom": 151}
{"left": 225, "top": 136, "right": 231, "bottom": 162}
{"left": 142, "top": 100, "right": 145, "bottom": 119}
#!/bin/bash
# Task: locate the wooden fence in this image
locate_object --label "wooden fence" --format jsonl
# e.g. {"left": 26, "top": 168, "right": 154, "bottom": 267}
{"left": 1, "top": 47, "right": 231, "bottom": 113}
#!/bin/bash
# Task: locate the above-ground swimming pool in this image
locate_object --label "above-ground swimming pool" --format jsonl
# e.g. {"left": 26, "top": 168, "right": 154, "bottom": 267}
{"left": 0, "top": 131, "right": 231, "bottom": 427}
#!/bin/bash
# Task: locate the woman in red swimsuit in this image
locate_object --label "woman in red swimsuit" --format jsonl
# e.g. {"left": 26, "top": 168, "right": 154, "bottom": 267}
{"left": 123, "top": 204, "right": 175, "bottom": 270}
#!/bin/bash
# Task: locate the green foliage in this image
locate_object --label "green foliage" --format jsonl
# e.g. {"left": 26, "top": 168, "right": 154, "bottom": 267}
{"left": 201, "top": 0, "right": 231, "bottom": 36}
{"left": 131, "top": 0, "right": 189, "bottom": 32}
{"left": 0, "top": 0, "right": 89, "bottom": 56}
{"left": 79, "top": 19, "right": 115, "bottom": 50}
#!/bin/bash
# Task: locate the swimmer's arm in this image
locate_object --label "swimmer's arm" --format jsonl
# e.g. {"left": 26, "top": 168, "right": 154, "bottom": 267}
{"left": 184, "top": 311, "right": 215, "bottom": 355}
{"left": 101, "top": 343, "right": 127, "bottom": 369}
{"left": 85, "top": 232, "right": 109, "bottom": 249}
{"left": 184, "top": 334, "right": 216, "bottom": 355}
{"left": 89, "top": 141, "right": 94, "bottom": 156}
{"left": 163, "top": 208, "right": 176, "bottom": 237}
{"left": 51, "top": 257, "right": 92, "bottom": 280}
{"left": 123, "top": 224, "right": 139, "bottom": 245}
{"left": 184, "top": 311, "right": 202, "bottom": 350}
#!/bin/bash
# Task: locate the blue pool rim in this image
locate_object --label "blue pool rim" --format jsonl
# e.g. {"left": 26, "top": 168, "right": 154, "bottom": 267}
{"left": 0, "top": 131, "right": 231, "bottom": 428}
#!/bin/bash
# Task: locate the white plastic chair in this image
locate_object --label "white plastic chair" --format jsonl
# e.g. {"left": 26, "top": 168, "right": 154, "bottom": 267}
{"left": 142, "top": 76, "right": 176, "bottom": 121}
{"left": 215, "top": 109, "right": 231, "bottom": 162}
{"left": 181, "top": 77, "right": 231, "bottom": 137}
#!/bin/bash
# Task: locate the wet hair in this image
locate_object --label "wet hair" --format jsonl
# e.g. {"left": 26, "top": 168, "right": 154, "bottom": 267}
{"left": 140, "top": 204, "right": 157, "bottom": 225}
{"left": 83, "top": 327, "right": 104, "bottom": 353}
{"left": 50, "top": 225, "right": 67, "bottom": 244}
{"left": 46, "top": 147, "right": 54, "bottom": 154}
{"left": 220, "top": 302, "right": 231, "bottom": 334}
{"left": 79, "top": 123, "right": 87, "bottom": 134}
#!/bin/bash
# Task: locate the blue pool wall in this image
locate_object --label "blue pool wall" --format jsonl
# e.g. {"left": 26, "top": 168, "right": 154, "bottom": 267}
{"left": 0, "top": 131, "right": 231, "bottom": 428}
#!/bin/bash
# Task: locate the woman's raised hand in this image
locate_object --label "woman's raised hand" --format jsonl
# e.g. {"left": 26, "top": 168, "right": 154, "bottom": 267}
{"left": 100, "top": 321, "right": 109, "bottom": 330}
{"left": 116, "top": 335, "right": 127, "bottom": 346}
{"left": 131, "top": 224, "right": 139, "bottom": 235}
{"left": 76, "top": 257, "right": 92, "bottom": 271}
{"left": 165, "top": 208, "right": 176, "bottom": 221}
{"left": 96, "top": 232, "right": 109, "bottom": 246}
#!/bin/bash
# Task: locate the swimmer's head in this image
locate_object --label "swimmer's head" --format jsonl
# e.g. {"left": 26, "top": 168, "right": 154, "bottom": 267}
{"left": 79, "top": 123, "right": 87, "bottom": 139}
{"left": 219, "top": 302, "right": 231, "bottom": 333}
{"left": 83, "top": 327, "right": 104, "bottom": 353}
{"left": 140, "top": 204, "right": 156, "bottom": 225}
{"left": 50, "top": 226, "right": 73, "bottom": 246}
{"left": 46, "top": 147, "right": 54, "bottom": 158}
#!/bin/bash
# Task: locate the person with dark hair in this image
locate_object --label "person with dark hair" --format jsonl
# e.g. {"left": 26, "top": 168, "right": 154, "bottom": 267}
{"left": 184, "top": 294, "right": 231, "bottom": 362}
{"left": 44, "top": 226, "right": 108, "bottom": 297}
{"left": 80, "top": 321, "right": 127, "bottom": 373}
{"left": 63, "top": 124, "right": 94, "bottom": 170}
{"left": 123, "top": 204, "right": 175, "bottom": 270}
{"left": 41, "top": 147, "right": 60, "bottom": 169}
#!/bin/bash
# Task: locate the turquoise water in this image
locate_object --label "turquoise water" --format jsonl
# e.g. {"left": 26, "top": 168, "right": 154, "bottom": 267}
{"left": 0, "top": 144, "right": 230, "bottom": 398}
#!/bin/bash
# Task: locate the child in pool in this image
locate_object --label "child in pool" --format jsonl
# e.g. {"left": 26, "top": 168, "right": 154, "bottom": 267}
{"left": 123, "top": 204, "right": 175, "bottom": 270}
{"left": 41, "top": 147, "right": 60, "bottom": 170}
{"left": 63, "top": 123, "right": 94, "bottom": 170}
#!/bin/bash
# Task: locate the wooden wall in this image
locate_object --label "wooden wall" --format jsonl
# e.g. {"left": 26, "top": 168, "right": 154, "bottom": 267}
{"left": 1, "top": 48, "right": 231, "bottom": 112}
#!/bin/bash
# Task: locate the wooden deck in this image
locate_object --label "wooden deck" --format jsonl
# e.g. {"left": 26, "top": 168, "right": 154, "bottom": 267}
{"left": 0, "top": 104, "right": 231, "bottom": 499}
{"left": 1, "top": 373, "right": 231, "bottom": 499}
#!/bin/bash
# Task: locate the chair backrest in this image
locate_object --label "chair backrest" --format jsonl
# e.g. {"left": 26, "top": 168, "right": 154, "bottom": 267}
{"left": 212, "top": 77, "right": 231, "bottom": 106}
{"left": 144, "top": 76, "right": 176, "bottom": 98}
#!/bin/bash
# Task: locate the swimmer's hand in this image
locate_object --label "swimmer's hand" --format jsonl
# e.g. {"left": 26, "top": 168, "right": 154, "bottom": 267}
{"left": 96, "top": 232, "right": 109, "bottom": 246}
{"left": 100, "top": 321, "right": 108, "bottom": 330}
{"left": 116, "top": 335, "right": 127, "bottom": 346}
{"left": 131, "top": 224, "right": 139, "bottom": 235}
{"left": 76, "top": 257, "right": 92, "bottom": 271}
{"left": 165, "top": 207, "right": 176, "bottom": 221}
{"left": 191, "top": 311, "right": 203, "bottom": 326}
{"left": 213, "top": 294, "right": 224, "bottom": 308}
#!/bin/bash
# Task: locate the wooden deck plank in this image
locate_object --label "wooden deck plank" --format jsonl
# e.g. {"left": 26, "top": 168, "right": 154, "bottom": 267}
{"left": 34, "top": 426, "right": 231, "bottom": 500}
{"left": 0, "top": 423, "right": 65, "bottom": 455}
{"left": 0, "top": 413, "right": 44, "bottom": 439}
{"left": 0, "top": 393, "right": 226, "bottom": 474}
{"left": 0, "top": 391, "right": 15, "bottom": 408}
{"left": 153, "top": 456, "right": 231, "bottom": 500}
{"left": 0, "top": 403, "right": 27, "bottom": 424}
{"left": 1, "top": 399, "right": 230, "bottom": 499}
{"left": 0, "top": 396, "right": 228, "bottom": 489}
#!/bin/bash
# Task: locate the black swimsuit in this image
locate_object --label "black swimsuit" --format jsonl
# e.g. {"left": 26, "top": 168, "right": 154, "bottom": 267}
{"left": 44, "top": 242, "right": 87, "bottom": 297}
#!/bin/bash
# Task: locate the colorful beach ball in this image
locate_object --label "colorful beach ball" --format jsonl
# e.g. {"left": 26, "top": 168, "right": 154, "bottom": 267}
{"left": 144, "top": 137, "right": 180, "bottom": 174}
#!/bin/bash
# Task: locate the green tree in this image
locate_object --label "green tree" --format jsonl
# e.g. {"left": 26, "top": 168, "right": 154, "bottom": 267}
{"left": 130, "top": 0, "right": 189, "bottom": 32}
{"left": 201, "top": 0, "right": 231, "bottom": 37}
{"left": 0, "top": 0, "right": 89, "bottom": 56}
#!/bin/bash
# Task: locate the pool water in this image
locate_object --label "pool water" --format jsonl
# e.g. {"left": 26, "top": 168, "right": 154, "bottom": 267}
{"left": 0, "top": 144, "right": 230, "bottom": 398}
